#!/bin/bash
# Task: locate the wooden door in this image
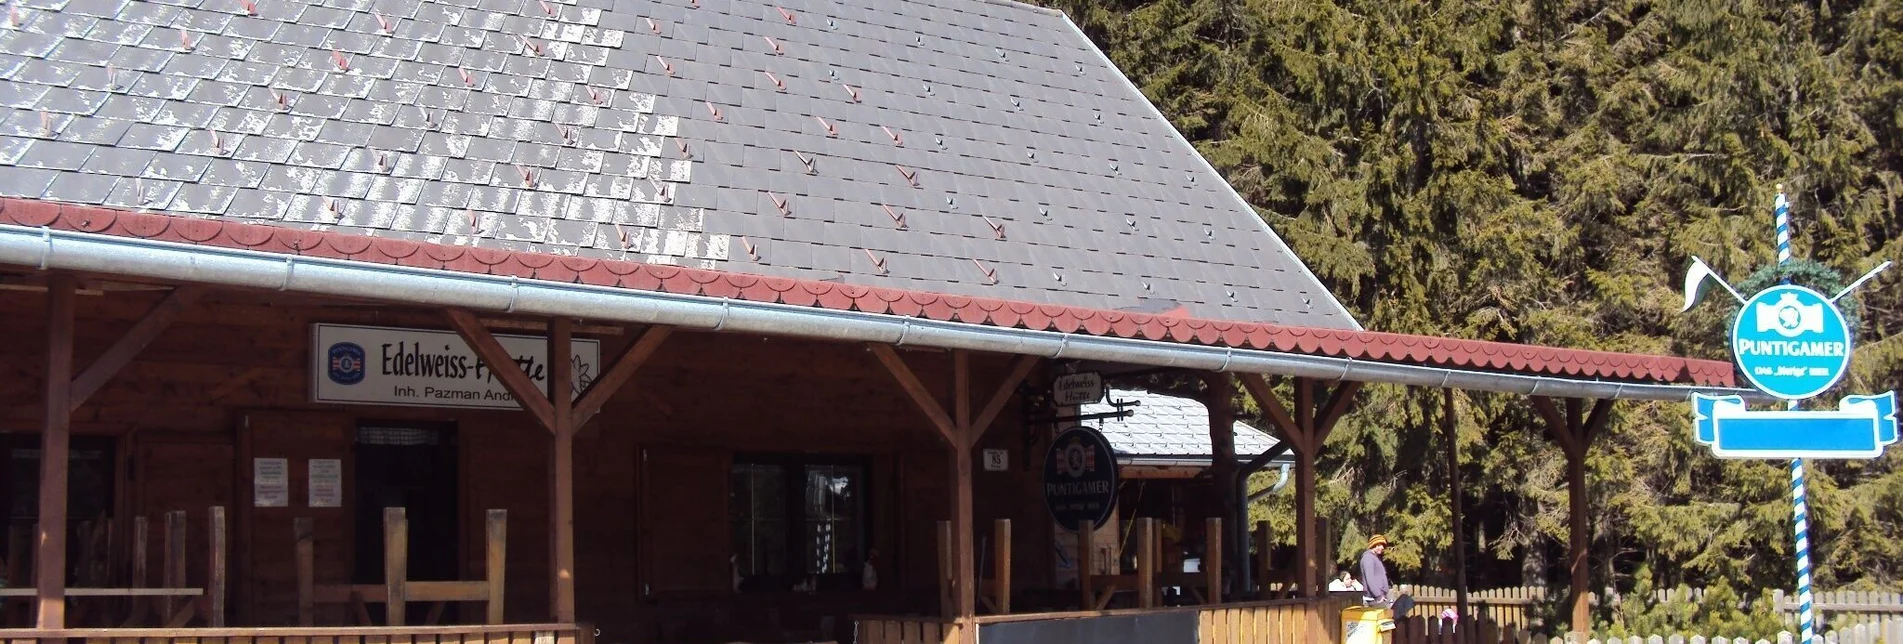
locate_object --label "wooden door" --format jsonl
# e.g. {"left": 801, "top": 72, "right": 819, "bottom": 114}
{"left": 237, "top": 409, "right": 354, "bottom": 625}
{"left": 639, "top": 446, "right": 729, "bottom": 596}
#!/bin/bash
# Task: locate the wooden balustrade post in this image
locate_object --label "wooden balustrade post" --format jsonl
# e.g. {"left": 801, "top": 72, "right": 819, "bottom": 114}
{"left": 486, "top": 509, "right": 508, "bottom": 625}
{"left": 384, "top": 507, "right": 408, "bottom": 627}
{"left": 1254, "top": 521, "right": 1273, "bottom": 600}
{"left": 162, "top": 510, "right": 185, "bottom": 621}
{"left": 295, "top": 518, "right": 314, "bottom": 626}
{"left": 936, "top": 520, "right": 954, "bottom": 619}
{"left": 1136, "top": 518, "right": 1156, "bottom": 608}
{"left": 1076, "top": 519, "right": 1093, "bottom": 611}
{"left": 992, "top": 519, "right": 1010, "bottom": 614}
{"left": 1206, "top": 518, "right": 1223, "bottom": 605}
{"left": 209, "top": 506, "right": 226, "bottom": 627}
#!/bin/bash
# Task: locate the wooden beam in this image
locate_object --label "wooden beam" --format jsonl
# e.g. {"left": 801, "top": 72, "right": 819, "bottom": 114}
{"left": 548, "top": 317, "right": 576, "bottom": 623}
{"left": 1075, "top": 519, "right": 1093, "bottom": 612}
{"left": 1238, "top": 374, "right": 1304, "bottom": 453}
{"left": 36, "top": 273, "right": 75, "bottom": 630}
{"left": 968, "top": 355, "right": 1038, "bottom": 446}
{"left": 443, "top": 309, "right": 557, "bottom": 433}
{"left": 68, "top": 286, "right": 203, "bottom": 411}
{"left": 867, "top": 344, "right": 958, "bottom": 445}
{"left": 1313, "top": 381, "right": 1364, "bottom": 441}
{"left": 573, "top": 325, "right": 672, "bottom": 428}
{"left": 1583, "top": 398, "right": 1615, "bottom": 445}
{"left": 1135, "top": 518, "right": 1155, "bottom": 609}
{"left": 1529, "top": 396, "right": 1577, "bottom": 456}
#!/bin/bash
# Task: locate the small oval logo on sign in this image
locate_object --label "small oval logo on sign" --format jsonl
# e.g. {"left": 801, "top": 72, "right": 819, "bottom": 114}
{"left": 1043, "top": 426, "right": 1118, "bottom": 532}
{"left": 1730, "top": 284, "right": 1851, "bottom": 400}
{"left": 327, "top": 342, "right": 367, "bottom": 385}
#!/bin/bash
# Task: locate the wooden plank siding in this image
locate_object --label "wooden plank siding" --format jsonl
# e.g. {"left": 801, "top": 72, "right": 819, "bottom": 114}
{"left": 0, "top": 288, "right": 1046, "bottom": 640}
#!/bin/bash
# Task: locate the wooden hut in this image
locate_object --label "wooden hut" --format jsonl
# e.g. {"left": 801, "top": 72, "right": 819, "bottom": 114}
{"left": 0, "top": 0, "right": 1754, "bottom": 642}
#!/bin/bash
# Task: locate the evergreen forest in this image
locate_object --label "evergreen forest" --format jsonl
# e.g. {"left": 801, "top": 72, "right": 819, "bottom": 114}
{"left": 1039, "top": 0, "right": 1903, "bottom": 633}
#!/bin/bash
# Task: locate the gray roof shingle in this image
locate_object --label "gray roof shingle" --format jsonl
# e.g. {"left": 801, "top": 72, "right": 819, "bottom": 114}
{"left": 1084, "top": 388, "right": 1281, "bottom": 461}
{"left": 0, "top": 0, "right": 1357, "bottom": 328}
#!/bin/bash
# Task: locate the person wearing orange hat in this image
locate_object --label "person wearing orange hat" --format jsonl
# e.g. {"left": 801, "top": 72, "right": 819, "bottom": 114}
{"left": 1358, "top": 534, "right": 1415, "bottom": 618}
{"left": 1359, "top": 535, "right": 1394, "bottom": 606}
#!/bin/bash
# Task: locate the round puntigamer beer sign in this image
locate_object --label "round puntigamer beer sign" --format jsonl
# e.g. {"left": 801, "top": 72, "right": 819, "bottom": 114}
{"left": 1731, "top": 284, "right": 1852, "bottom": 400}
{"left": 1043, "top": 426, "right": 1118, "bottom": 532}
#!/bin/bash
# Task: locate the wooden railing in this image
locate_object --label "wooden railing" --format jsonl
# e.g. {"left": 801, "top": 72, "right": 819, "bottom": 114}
{"left": 857, "top": 594, "right": 1355, "bottom": 644}
{"left": 0, "top": 622, "right": 590, "bottom": 644}
{"left": 854, "top": 615, "right": 963, "bottom": 644}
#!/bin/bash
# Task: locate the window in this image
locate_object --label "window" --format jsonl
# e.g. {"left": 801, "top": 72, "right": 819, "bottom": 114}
{"left": 729, "top": 455, "right": 868, "bottom": 590}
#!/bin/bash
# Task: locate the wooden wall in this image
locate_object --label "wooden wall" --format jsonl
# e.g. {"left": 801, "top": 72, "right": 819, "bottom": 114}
{"left": 0, "top": 285, "right": 1055, "bottom": 641}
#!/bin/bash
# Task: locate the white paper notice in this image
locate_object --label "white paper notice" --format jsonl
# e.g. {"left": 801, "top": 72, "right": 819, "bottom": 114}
{"left": 309, "top": 458, "right": 342, "bottom": 508}
{"left": 254, "top": 457, "right": 288, "bottom": 508}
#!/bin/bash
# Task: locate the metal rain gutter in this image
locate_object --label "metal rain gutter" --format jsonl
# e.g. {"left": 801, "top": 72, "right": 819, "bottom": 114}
{"left": 0, "top": 224, "right": 1763, "bottom": 402}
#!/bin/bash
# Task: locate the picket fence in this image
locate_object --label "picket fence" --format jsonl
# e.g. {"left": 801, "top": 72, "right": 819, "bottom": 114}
{"left": 1394, "top": 585, "right": 1903, "bottom": 644}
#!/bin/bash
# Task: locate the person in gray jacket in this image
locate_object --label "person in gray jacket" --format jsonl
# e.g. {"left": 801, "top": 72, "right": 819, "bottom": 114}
{"left": 1358, "top": 534, "right": 1415, "bottom": 618}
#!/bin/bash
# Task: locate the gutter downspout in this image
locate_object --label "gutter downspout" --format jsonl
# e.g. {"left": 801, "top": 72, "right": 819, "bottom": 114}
{"left": 1235, "top": 443, "right": 1295, "bottom": 597}
{"left": 0, "top": 225, "right": 1769, "bottom": 403}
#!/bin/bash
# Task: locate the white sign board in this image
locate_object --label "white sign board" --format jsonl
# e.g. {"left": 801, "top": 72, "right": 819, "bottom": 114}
{"left": 982, "top": 449, "right": 1008, "bottom": 472}
{"left": 253, "top": 458, "right": 288, "bottom": 508}
{"left": 1052, "top": 372, "right": 1105, "bottom": 406}
{"left": 308, "top": 458, "right": 342, "bottom": 508}
{"left": 312, "top": 324, "right": 602, "bottom": 410}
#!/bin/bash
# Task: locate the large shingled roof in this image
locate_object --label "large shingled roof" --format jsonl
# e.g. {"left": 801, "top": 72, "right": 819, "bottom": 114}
{"left": 0, "top": 0, "right": 1359, "bottom": 328}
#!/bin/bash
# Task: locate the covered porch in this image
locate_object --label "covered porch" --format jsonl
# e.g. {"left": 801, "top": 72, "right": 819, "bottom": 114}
{"left": 0, "top": 206, "right": 1755, "bottom": 644}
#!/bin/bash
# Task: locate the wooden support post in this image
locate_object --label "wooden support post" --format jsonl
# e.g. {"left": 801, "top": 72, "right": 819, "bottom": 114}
{"left": 1076, "top": 519, "right": 1093, "bottom": 611}
{"left": 869, "top": 346, "right": 1036, "bottom": 642}
{"left": 1205, "top": 517, "right": 1223, "bottom": 605}
{"left": 485, "top": 509, "right": 507, "bottom": 625}
{"left": 445, "top": 312, "right": 664, "bottom": 626}
{"left": 1239, "top": 375, "right": 1362, "bottom": 599}
{"left": 1445, "top": 389, "right": 1469, "bottom": 619}
{"left": 548, "top": 317, "right": 576, "bottom": 624}
{"left": 36, "top": 273, "right": 75, "bottom": 631}
{"left": 1315, "top": 515, "right": 1331, "bottom": 590}
{"left": 1532, "top": 396, "right": 1612, "bottom": 640}
{"left": 295, "top": 518, "right": 314, "bottom": 626}
{"left": 1136, "top": 518, "right": 1156, "bottom": 609}
{"left": 208, "top": 506, "right": 226, "bottom": 627}
{"left": 936, "top": 521, "right": 954, "bottom": 619}
{"left": 384, "top": 507, "right": 407, "bottom": 627}
{"left": 992, "top": 519, "right": 1010, "bottom": 615}
{"left": 162, "top": 511, "right": 184, "bottom": 622}
{"left": 1293, "top": 379, "right": 1319, "bottom": 598}
{"left": 1254, "top": 521, "right": 1272, "bottom": 599}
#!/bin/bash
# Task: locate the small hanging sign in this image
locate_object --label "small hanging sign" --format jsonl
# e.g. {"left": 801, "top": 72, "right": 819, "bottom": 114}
{"left": 1052, "top": 372, "right": 1105, "bottom": 406}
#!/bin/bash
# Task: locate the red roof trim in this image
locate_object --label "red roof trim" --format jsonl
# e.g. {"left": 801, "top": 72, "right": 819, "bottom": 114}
{"left": 0, "top": 199, "right": 1737, "bottom": 387}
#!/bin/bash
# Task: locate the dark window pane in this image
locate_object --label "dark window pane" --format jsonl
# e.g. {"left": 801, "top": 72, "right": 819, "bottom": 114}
{"left": 804, "top": 464, "right": 863, "bottom": 574}
{"left": 729, "top": 463, "right": 786, "bottom": 577}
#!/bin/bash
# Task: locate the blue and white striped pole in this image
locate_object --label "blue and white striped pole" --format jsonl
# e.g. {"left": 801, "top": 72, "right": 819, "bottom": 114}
{"left": 1777, "top": 187, "right": 1817, "bottom": 644}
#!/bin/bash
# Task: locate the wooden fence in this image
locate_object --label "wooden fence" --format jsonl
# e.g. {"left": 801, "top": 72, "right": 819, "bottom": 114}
{"left": 1404, "top": 585, "right": 1903, "bottom": 634}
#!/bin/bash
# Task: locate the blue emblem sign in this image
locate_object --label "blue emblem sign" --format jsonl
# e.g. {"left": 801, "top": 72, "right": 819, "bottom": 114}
{"left": 326, "top": 342, "right": 366, "bottom": 385}
{"left": 1730, "top": 284, "right": 1851, "bottom": 401}
{"left": 1043, "top": 426, "right": 1118, "bottom": 532}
